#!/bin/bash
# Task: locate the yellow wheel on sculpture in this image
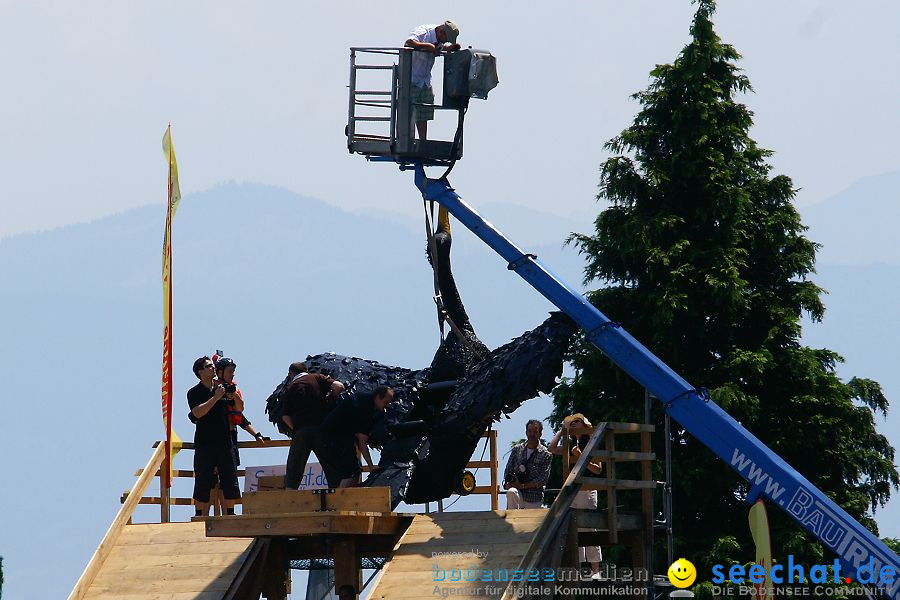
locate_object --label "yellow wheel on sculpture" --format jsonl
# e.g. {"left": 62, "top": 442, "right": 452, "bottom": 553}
{"left": 455, "top": 470, "right": 477, "bottom": 495}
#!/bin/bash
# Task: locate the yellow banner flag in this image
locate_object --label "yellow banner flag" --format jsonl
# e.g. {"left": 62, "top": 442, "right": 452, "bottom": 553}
{"left": 749, "top": 499, "right": 774, "bottom": 598}
{"left": 161, "top": 125, "right": 183, "bottom": 488}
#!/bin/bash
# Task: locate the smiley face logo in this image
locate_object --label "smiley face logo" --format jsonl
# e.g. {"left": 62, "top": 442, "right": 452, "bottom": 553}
{"left": 667, "top": 558, "right": 697, "bottom": 588}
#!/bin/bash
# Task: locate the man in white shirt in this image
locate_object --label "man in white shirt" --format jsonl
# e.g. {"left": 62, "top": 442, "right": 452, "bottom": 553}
{"left": 404, "top": 20, "right": 461, "bottom": 140}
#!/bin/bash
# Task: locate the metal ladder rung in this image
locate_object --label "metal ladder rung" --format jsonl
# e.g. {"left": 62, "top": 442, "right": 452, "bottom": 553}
{"left": 351, "top": 116, "right": 392, "bottom": 122}
{"left": 355, "top": 65, "right": 394, "bottom": 70}
{"left": 354, "top": 91, "right": 392, "bottom": 96}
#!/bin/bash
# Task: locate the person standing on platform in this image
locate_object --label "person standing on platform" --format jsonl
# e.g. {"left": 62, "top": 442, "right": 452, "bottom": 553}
{"left": 282, "top": 362, "right": 345, "bottom": 489}
{"left": 549, "top": 413, "right": 604, "bottom": 580}
{"left": 503, "top": 419, "right": 553, "bottom": 509}
{"left": 404, "top": 20, "right": 461, "bottom": 140}
{"left": 187, "top": 356, "right": 241, "bottom": 517}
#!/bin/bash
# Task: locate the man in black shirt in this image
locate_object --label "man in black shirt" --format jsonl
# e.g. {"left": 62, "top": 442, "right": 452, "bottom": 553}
{"left": 319, "top": 386, "right": 393, "bottom": 488}
{"left": 188, "top": 356, "right": 242, "bottom": 516}
{"left": 282, "top": 361, "right": 346, "bottom": 490}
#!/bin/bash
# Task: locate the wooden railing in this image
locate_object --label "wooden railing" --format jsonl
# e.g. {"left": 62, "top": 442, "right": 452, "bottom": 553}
{"left": 501, "top": 422, "right": 658, "bottom": 600}
{"left": 68, "top": 443, "right": 167, "bottom": 600}
{"left": 122, "top": 429, "right": 500, "bottom": 519}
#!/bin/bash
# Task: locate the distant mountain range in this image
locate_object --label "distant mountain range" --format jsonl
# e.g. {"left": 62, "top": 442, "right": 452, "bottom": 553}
{"left": 801, "top": 169, "right": 900, "bottom": 265}
{"left": 3, "top": 171, "right": 899, "bottom": 598}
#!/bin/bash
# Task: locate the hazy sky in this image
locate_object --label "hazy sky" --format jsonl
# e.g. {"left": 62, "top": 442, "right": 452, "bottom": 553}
{"left": 2, "top": 1, "right": 899, "bottom": 238}
{"left": 4, "top": 3, "right": 900, "bottom": 597}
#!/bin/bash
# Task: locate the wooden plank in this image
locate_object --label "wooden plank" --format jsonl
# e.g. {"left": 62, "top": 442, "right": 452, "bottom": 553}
{"left": 402, "top": 517, "right": 545, "bottom": 534}
{"left": 84, "top": 592, "right": 229, "bottom": 600}
{"left": 404, "top": 509, "right": 545, "bottom": 522}
{"left": 370, "top": 510, "right": 546, "bottom": 600}
{"left": 80, "top": 576, "right": 235, "bottom": 595}
{"left": 205, "top": 513, "right": 412, "bottom": 538}
{"left": 123, "top": 494, "right": 209, "bottom": 506}
{"left": 101, "top": 551, "right": 250, "bottom": 571}
{"left": 242, "top": 490, "right": 320, "bottom": 514}
{"left": 116, "top": 522, "right": 232, "bottom": 545}
{"left": 243, "top": 487, "right": 391, "bottom": 514}
{"left": 328, "top": 487, "right": 391, "bottom": 512}
{"left": 606, "top": 433, "right": 618, "bottom": 545}
{"left": 257, "top": 475, "right": 284, "bottom": 490}
{"left": 104, "top": 539, "right": 254, "bottom": 558}
{"left": 68, "top": 443, "right": 166, "bottom": 600}
{"left": 91, "top": 563, "right": 247, "bottom": 586}
{"left": 162, "top": 440, "right": 291, "bottom": 450}
{"left": 490, "top": 429, "right": 499, "bottom": 511}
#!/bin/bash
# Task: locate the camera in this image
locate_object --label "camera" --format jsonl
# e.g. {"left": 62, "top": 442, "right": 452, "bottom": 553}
{"left": 515, "top": 464, "right": 528, "bottom": 483}
{"left": 224, "top": 383, "right": 237, "bottom": 394}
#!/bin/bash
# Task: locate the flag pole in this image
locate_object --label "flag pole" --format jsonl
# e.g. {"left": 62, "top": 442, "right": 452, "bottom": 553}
{"left": 161, "top": 123, "right": 175, "bottom": 522}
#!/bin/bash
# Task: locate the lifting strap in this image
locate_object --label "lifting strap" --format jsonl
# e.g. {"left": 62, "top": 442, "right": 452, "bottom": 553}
{"left": 422, "top": 200, "right": 485, "bottom": 359}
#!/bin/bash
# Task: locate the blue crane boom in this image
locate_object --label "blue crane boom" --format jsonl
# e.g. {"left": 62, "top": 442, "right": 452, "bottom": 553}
{"left": 413, "top": 164, "right": 900, "bottom": 596}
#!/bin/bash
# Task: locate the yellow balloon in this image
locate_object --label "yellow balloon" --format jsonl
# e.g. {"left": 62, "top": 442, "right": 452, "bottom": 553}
{"left": 667, "top": 558, "right": 697, "bottom": 588}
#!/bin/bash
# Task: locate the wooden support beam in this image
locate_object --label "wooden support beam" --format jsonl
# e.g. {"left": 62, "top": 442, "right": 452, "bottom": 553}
{"left": 606, "top": 433, "right": 618, "bottom": 544}
{"left": 490, "top": 429, "right": 499, "bottom": 511}
{"left": 640, "top": 429, "right": 654, "bottom": 584}
{"left": 333, "top": 538, "right": 361, "bottom": 598}
{"left": 262, "top": 538, "right": 289, "bottom": 600}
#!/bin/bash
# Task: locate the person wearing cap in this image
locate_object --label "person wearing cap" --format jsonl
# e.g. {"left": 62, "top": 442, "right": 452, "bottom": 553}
{"left": 549, "top": 413, "right": 603, "bottom": 580}
{"left": 503, "top": 419, "right": 553, "bottom": 509}
{"left": 213, "top": 356, "right": 266, "bottom": 467}
{"left": 404, "top": 20, "right": 461, "bottom": 141}
{"left": 187, "top": 356, "right": 242, "bottom": 517}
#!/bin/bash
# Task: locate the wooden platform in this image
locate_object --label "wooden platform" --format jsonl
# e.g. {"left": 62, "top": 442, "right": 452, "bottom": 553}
{"left": 80, "top": 522, "right": 257, "bottom": 600}
{"left": 370, "top": 509, "right": 548, "bottom": 599}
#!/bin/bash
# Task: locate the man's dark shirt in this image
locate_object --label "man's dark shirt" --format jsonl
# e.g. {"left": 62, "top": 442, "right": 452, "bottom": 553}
{"left": 283, "top": 373, "right": 335, "bottom": 428}
{"left": 187, "top": 382, "right": 230, "bottom": 444}
{"left": 322, "top": 395, "right": 379, "bottom": 438}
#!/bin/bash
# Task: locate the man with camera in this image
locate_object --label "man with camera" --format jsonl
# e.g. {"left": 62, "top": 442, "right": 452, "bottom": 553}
{"left": 214, "top": 356, "right": 267, "bottom": 467}
{"left": 282, "top": 362, "right": 346, "bottom": 490}
{"left": 188, "top": 356, "right": 242, "bottom": 517}
{"left": 503, "top": 419, "right": 552, "bottom": 509}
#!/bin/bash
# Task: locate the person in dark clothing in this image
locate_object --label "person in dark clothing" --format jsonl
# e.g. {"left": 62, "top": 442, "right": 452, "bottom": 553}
{"left": 282, "top": 361, "right": 346, "bottom": 490}
{"left": 213, "top": 356, "right": 267, "bottom": 468}
{"left": 319, "top": 386, "right": 393, "bottom": 488}
{"left": 188, "top": 356, "right": 242, "bottom": 517}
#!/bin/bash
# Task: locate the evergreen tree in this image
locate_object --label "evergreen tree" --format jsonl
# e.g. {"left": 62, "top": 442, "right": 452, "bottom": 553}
{"left": 554, "top": 0, "right": 898, "bottom": 570}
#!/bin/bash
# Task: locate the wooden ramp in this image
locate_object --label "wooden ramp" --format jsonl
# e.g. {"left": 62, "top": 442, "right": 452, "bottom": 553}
{"left": 75, "top": 521, "right": 258, "bottom": 600}
{"left": 370, "top": 509, "right": 547, "bottom": 599}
